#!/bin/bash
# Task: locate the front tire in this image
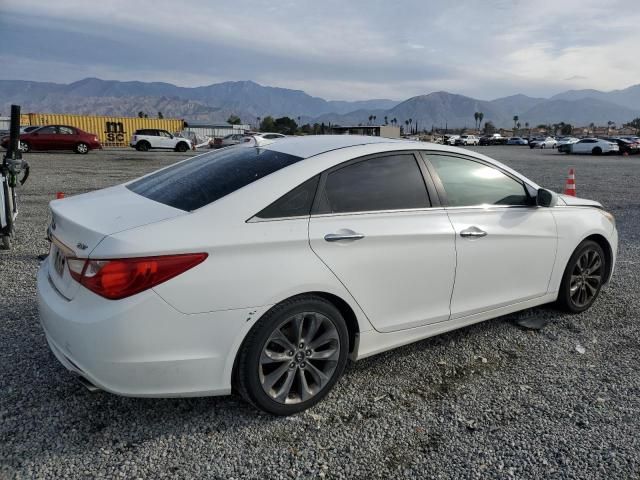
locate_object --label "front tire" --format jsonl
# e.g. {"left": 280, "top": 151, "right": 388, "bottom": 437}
{"left": 557, "top": 240, "right": 606, "bottom": 313}
{"left": 235, "top": 295, "right": 349, "bottom": 415}
{"left": 175, "top": 142, "right": 189, "bottom": 152}
{"left": 20, "top": 141, "right": 30, "bottom": 153}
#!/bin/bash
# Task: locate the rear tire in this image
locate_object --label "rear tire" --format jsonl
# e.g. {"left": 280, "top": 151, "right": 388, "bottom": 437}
{"left": 75, "top": 142, "right": 89, "bottom": 154}
{"left": 235, "top": 295, "right": 349, "bottom": 415}
{"left": 592, "top": 147, "right": 602, "bottom": 155}
{"left": 556, "top": 240, "right": 606, "bottom": 313}
{"left": 136, "top": 141, "right": 150, "bottom": 152}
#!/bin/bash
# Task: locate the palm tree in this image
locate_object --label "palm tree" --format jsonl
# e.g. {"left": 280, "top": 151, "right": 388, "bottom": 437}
{"left": 373, "top": 115, "right": 377, "bottom": 125}
{"left": 256, "top": 116, "right": 261, "bottom": 130}
{"left": 589, "top": 122, "right": 595, "bottom": 135}
{"left": 409, "top": 118, "right": 413, "bottom": 133}
{"left": 474, "top": 112, "right": 479, "bottom": 130}
{"left": 393, "top": 118, "right": 398, "bottom": 126}
{"left": 513, "top": 115, "right": 519, "bottom": 131}
{"left": 384, "top": 116, "right": 388, "bottom": 125}
{"left": 607, "top": 120, "right": 615, "bottom": 134}
{"left": 478, "top": 112, "right": 484, "bottom": 131}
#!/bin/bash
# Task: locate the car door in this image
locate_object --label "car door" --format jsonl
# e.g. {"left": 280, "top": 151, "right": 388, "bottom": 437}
{"left": 31, "top": 125, "right": 57, "bottom": 150}
{"left": 157, "top": 130, "right": 174, "bottom": 148}
{"left": 308, "top": 152, "right": 457, "bottom": 332}
{"left": 573, "top": 139, "right": 592, "bottom": 153}
{"left": 423, "top": 153, "right": 557, "bottom": 319}
{"left": 56, "top": 126, "right": 77, "bottom": 150}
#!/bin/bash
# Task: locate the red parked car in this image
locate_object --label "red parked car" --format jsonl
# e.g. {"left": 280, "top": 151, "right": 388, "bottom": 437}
{"left": 1, "top": 125, "right": 102, "bottom": 154}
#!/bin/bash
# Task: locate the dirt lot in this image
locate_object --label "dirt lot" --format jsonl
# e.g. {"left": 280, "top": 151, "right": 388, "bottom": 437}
{"left": 1, "top": 146, "right": 639, "bottom": 479}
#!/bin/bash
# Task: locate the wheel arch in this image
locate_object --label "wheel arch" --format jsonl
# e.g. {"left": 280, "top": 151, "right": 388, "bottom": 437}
{"left": 582, "top": 233, "right": 614, "bottom": 284}
{"left": 229, "top": 290, "right": 363, "bottom": 388}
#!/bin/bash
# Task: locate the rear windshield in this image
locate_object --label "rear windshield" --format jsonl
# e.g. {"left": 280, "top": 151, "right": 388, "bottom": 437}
{"left": 127, "top": 147, "right": 303, "bottom": 211}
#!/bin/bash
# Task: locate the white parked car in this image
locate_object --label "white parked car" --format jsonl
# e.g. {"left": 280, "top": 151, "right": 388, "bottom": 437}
{"left": 507, "top": 137, "right": 528, "bottom": 145}
{"left": 130, "top": 129, "right": 191, "bottom": 152}
{"left": 38, "top": 136, "right": 617, "bottom": 415}
{"left": 446, "top": 135, "right": 460, "bottom": 145}
{"left": 568, "top": 138, "right": 619, "bottom": 155}
{"left": 529, "top": 137, "right": 557, "bottom": 149}
{"left": 455, "top": 135, "right": 479, "bottom": 146}
{"left": 241, "top": 132, "right": 286, "bottom": 144}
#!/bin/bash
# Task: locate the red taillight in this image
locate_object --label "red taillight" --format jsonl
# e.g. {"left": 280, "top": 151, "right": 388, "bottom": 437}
{"left": 67, "top": 253, "right": 207, "bottom": 300}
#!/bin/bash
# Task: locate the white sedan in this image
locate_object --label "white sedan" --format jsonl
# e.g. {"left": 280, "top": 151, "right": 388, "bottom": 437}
{"left": 529, "top": 137, "right": 557, "bottom": 149}
{"left": 38, "top": 136, "right": 618, "bottom": 415}
{"left": 568, "top": 138, "right": 620, "bottom": 155}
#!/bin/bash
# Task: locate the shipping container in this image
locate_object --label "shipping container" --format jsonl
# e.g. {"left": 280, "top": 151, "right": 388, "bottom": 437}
{"left": 24, "top": 113, "right": 185, "bottom": 148}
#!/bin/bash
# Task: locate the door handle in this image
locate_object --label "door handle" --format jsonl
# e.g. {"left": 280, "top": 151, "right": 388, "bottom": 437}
{"left": 460, "top": 227, "right": 487, "bottom": 238}
{"left": 324, "top": 232, "right": 365, "bottom": 242}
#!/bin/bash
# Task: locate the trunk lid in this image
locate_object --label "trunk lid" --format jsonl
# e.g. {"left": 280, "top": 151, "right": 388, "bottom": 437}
{"left": 47, "top": 185, "right": 185, "bottom": 300}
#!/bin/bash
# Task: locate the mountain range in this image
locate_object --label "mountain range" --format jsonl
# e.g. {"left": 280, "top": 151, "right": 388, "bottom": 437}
{"left": 1, "top": 77, "right": 640, "bottom": 128}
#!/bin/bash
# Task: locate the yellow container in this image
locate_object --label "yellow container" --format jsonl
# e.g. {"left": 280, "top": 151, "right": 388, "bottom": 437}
{"left": 25, "top": 113, "right": 185, "bottom": 148}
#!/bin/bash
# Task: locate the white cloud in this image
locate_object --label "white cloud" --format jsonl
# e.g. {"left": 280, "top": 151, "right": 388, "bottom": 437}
{"left": 1, "top": 0, "right": 639, "bottom": 100}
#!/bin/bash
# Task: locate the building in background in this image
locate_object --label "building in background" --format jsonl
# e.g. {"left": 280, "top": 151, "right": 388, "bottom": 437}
{"left": 329, "top": 125, "right": 400, "bottom": 138}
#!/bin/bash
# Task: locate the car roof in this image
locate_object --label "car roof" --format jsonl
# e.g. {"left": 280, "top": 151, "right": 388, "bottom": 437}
{"left": 262, "top": 134, "right": 407, "bottom": 158}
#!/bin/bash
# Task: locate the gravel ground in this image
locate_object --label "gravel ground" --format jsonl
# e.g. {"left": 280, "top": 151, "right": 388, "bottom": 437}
{"left": 1, "top": 146, "right": 639, "bottom": 479}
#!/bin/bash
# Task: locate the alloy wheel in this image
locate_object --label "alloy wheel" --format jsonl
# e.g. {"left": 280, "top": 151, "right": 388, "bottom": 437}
{"left": 569, "top": 248, "right": 603, "bottom": 308}
{"left": 259, "top": 312, "right": 340, "bottom": 404}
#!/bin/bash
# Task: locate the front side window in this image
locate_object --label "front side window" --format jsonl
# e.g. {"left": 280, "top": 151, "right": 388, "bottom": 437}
{"left": 159, "top": 130, "right": 172, "bottom": 138}
{"left": 427, "top": 154, "right": 530, "bottom": 207}
{"left": 319, "top": 154, "right": 430, "bottom": 214}
{"left": 128, "top": 147, "right": 304, "bottom": 211}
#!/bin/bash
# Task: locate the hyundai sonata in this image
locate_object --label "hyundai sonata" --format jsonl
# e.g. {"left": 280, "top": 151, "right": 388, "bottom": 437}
{"left": 37, "top": 135, "right": 617, "bottom": 415}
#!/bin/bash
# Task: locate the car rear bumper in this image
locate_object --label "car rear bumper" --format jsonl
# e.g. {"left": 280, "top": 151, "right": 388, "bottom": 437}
{"left": 37, "top": 261, "right": 267, "bottom": 397}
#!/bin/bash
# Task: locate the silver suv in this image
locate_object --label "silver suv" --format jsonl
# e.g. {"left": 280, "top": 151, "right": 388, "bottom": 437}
{"left": 130, "top": 129, "right": 192, "bottom": 152}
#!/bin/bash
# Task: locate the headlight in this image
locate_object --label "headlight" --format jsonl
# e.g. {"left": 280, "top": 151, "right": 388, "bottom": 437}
{"left": 601, "top": 210, "right": 616, "bottom": 228}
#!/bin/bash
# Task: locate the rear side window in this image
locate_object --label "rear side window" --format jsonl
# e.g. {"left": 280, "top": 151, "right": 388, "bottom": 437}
{"left": 256, "top": 176, "right": 319, "bottom": 219}
{"left": 127, "top": 147, "right": 304, "bottom": 211}
{"left": 318, "top": 154, "right": 430, "bottom": 214}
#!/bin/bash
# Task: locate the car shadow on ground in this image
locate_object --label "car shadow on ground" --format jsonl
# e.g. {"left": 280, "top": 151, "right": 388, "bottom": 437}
{"left": 2, "top": 298, "right": 576, "bottom": 469}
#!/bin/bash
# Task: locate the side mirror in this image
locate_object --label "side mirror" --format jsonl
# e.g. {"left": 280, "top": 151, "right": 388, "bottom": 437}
{"left": 169, "top": 134, "right": 174, "bottom": 139}
{"left": 537, "top": 188, "right": 557, "bottom": 207}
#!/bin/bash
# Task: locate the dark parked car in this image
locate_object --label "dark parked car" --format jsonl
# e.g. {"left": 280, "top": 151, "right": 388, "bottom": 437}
{"left": 603, "top": 137, "right": 639, "bottom": 155}
{"left": 1, "top": 125, "right": 102, "bottom": 154}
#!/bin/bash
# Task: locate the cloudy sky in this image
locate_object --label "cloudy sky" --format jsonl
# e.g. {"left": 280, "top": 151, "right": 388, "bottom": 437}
{"left": 1, "top": 0, "right": 639, "bottom": 101}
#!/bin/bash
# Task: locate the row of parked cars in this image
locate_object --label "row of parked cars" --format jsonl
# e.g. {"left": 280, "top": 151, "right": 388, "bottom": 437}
{"left": 1, "top": 125, "right": 288, "bottom": 154}
{"left": 443, "top": 132, "right": 640, "bottom": 155}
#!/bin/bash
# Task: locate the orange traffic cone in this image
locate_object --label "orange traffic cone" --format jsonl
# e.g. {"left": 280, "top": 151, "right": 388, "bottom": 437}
{"left": 56, "top": 192, "right": 65, "bottom": 199}
{"left": 564, "top": 168, "right": 576, "bottom": 196}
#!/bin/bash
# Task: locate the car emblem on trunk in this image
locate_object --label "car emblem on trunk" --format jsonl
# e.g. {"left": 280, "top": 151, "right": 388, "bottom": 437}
{"left": 76, "top": 242, "right": 88, "bottom": 250}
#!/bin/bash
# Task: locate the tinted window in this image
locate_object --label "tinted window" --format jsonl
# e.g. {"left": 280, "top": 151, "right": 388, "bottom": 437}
{"left": 256, "top": 176, "right": 319, "bottom": 219}
{"left": 128, "top": 147, "right": 303, "bottom": 211}
{"left": 428, "top": 155, "right": 529, "bottom": 207}
{"left": 320, "top": 154, "right": 429, "bottom": 214}
{"left": 38, "top": 126, "right": 57, "bottom": 134}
